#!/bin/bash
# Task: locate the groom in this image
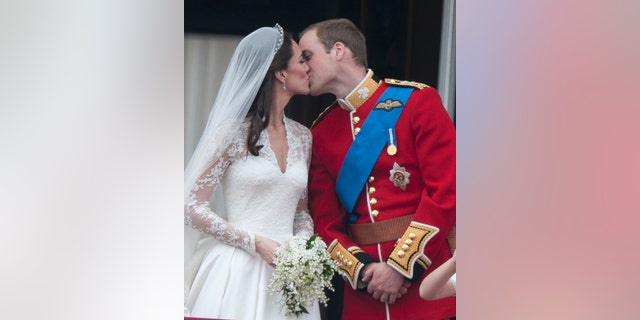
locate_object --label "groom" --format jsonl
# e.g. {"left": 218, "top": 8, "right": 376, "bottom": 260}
{"left": 302, "top": 19, "right": 456, "bottom": 320}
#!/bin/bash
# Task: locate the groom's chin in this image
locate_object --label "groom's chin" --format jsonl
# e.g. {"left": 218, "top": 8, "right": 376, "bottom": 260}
{"left": 308, "top": 86, "right": 322, "bottom": 97}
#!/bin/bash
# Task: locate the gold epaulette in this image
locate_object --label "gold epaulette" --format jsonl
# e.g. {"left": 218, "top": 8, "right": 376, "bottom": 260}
{"left": 384, "top": 78, "right": 430, "bottom": 90}
{"left": 386, "top": 222, "right": 439, "bottom": 279}
{"left": 327, "top": 240, "right": 365, "bottom": 290}
{"left": 310, "top": 103, "right": 338, "bottom": 128}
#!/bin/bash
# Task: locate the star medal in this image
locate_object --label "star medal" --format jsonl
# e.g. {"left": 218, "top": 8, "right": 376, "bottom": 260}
{"left": 389, "top": 162, "right": 410, "bottom": 190}
{"left": 386, "top": 128, "right": 397, "bottom": 156}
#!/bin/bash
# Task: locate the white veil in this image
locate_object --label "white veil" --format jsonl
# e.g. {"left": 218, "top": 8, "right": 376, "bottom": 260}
{"left": 184, "top": 25, "right": 284, "bottom": 293}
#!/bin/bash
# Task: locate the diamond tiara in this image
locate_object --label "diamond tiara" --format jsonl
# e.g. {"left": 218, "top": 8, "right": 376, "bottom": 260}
{"left": 274, "top": 23, "right": 284, "bottom": 52}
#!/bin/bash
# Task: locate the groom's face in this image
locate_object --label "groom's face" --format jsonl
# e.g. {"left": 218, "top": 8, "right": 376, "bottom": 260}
{"left": 299, "top": 30, "right": 335, "bottom": 96}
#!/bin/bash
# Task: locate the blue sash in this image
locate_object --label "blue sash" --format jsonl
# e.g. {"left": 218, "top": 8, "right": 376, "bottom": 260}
{"left": 336, "top": 86, "right": 413, "bottom": 223}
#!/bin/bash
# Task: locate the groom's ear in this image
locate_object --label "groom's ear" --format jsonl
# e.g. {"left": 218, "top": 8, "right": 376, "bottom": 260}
{"left": 333, "top": 42, "right": 348, "bottom": 61}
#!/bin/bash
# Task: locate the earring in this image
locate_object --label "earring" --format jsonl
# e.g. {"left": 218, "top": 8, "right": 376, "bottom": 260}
{"left": 282, "top": 81, "right": 286, "bottom": 91}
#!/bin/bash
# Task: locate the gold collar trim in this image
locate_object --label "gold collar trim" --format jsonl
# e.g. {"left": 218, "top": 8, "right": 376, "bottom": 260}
{"left": 337, "top": 69, "right": 381, "bottom": 111}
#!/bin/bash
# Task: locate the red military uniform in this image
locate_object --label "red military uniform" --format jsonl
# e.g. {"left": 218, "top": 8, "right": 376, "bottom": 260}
{"left": 308, "top": 70, "right": 456, "bottom": 320}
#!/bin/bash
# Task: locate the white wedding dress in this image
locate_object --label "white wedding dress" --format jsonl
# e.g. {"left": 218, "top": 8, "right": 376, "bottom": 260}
{"left": 184, "top": 117, "right": 321, "bottom": 320}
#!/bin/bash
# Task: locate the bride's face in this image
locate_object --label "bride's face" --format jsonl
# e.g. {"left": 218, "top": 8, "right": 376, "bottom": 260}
{"left": 283, "top": 40, "right": 310, "bottom": 95}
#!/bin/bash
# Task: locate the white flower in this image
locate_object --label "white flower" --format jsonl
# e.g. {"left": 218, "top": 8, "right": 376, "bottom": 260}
{"left": 357, "top": 87, "right": 370, "bottom": 99}
{"left": 268, "top": 234, "right": 340, "bottom": 318}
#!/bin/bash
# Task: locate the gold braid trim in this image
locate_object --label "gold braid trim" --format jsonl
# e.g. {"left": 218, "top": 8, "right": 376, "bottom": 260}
{"left": 386, "top": 222, "right": 439, "bottom": 279}
{"left": 384, "top": 78, "right": 430, "bottom": 90}
{"left": 417, "top": 255, "right": 431, "bottom": 270}
{"left": 310, "top": 104, "right": 337, "bottom": 128}
{"left": 327, "top": 240, "right": 365, "bottom": 290}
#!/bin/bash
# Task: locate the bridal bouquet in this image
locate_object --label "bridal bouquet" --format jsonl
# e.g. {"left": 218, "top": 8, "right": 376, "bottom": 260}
{"left": 268, "top": 234, "right": 340, "bottom": 317}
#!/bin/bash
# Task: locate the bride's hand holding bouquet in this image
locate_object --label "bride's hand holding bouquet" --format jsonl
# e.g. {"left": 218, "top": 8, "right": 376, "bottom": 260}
{"left": 268, "top": 234, "right": 340, "bottom": 317}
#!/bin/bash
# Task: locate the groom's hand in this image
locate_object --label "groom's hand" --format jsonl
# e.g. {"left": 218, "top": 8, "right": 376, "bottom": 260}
{"left": 362, "top": 263, "right": 411, "bottom": 304}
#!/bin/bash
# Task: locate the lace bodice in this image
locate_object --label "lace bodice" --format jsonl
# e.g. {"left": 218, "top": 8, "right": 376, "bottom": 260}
{"left": 185, "top": 117, "right": 314, "bottom": 255}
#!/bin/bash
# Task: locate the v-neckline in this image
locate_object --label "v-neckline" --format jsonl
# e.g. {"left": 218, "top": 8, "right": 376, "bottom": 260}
{"left": 264, "top": 118, "right": 289, "bottom": 174}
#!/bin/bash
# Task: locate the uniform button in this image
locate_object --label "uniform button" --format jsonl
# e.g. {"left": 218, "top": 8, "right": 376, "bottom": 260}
{"left": 368, "top": 187, "right": 376, "bottom": 194}
{"left": 405, "top": 239, "right": 413, "bottom": 245}
{"left": 397, "top": 250, "right": 405, "bottom": 258}
{"left": 371, "top": 210, "right": 379, "bottom": 218}
{"left": 352, "top": 116, "right": 360, "bottom": 124}
{"left": 401, "top": 244, "right": 409, "bottom": 251}
{"left": 354, "top": 127, "right": 361, "bottom": 135}
{"left": 408, "top": 233, "right": 416, "bottom": 239}
{"left": 368, "top": 176, "right": 375, "bottom": 183}
{"left": 369, "top": 198, "right": 377, "bottom": 205}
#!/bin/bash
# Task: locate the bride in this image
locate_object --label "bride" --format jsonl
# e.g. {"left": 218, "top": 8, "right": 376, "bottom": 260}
{"left": 183, "top": 25, "right": 320, "bottom": 319}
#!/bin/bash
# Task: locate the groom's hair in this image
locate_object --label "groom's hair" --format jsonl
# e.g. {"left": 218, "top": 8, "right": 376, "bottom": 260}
{"left": 300, "top": 18, "right": 368, "bottom": 68}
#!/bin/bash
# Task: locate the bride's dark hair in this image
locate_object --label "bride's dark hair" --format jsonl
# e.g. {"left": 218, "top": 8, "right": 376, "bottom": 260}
{"left": 246, "top": 31, "right": 294, "bottom": 156}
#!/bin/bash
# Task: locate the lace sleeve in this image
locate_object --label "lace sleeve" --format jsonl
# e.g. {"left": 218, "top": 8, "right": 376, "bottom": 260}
{"left": 184, "top": 130, "right": 256, "bottom": 255}
{"left": 293, "top": 123, "right": 314, "bottom": 239}
{"left": 293, "top": 188, "right": 314, "bottom": 239}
